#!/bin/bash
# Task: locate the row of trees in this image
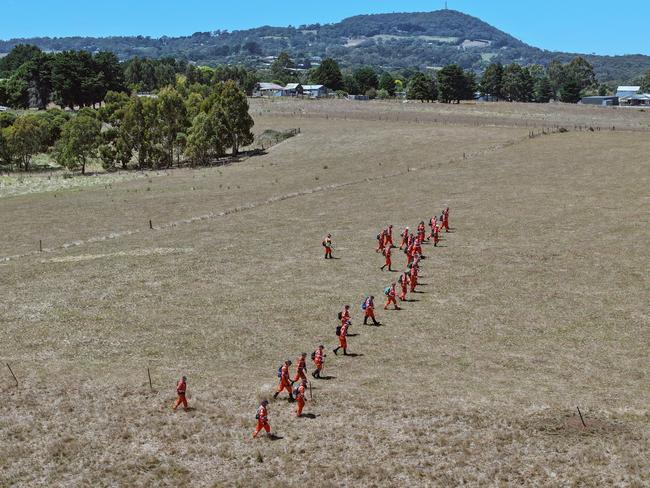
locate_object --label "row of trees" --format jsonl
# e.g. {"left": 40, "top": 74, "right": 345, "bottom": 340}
{"left": 0, "top": 45, "right": 124, "bottom": 109}
{"left": 479, "top": 57, "right": 598, "bottom": 103}
{"left": 0, "top": 45, "right": 262, "bottom": 110}
{"left": 0, "top": 81, "right": 254, "bottom": 173}
{"left": 275, "top": 52, "right": 599, "bottom": 104}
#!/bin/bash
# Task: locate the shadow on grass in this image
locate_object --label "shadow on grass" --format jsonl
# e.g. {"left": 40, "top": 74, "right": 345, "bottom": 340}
{"left": 347, "top": 333, "right": 360, "bottom": 337}
{"left": 344, "top": 353, "right": 364, "bottom": 358}
{"left": 299, "top": 413, "right": 319, "bottom": 419}
{"left": 267, "top": 433, "right": 284, "bottom": 441}
{"left": 317, "top": 375, "right": 336, "bottom": 380}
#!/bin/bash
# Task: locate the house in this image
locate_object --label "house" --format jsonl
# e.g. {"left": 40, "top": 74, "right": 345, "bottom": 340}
{"left": 302, "top": 85, "right": 328, "bottom": 98}
{"left": 616, "top": 86, "right": 640, "bottom": 98}
{"left": 283, "top": 83, "right": 303, "bottom": 97}
{"left": 253, "top": 82, "right": 285, "bottom": 97}
{"left": 348, "top": 94, "right": 369, "bottom": 101}
{"left": 580, "top": 96, "right": 619, "bottom": 106}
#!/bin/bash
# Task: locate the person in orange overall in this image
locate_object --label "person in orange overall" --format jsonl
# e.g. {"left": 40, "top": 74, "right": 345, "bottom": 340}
{"left": 410, "top": 265, "right": 419, "bottom": 293}
{"left": 384, "top": 283, "right": 401, "bottom": 310}
{"left": 339, "top": 304, "right": 351, "bottom": 326}
{"left": 417, "top": 221, "right": 426, "bottom": 242}
{"left": 312, "top": 345, "right": 326, "bottom": 379}
{"left": 172, "top": 376, "right": 189, "bottom": 411}
{"left": 380, "top": 245, "right": 392, "bottom": 271}
{"left": 333, "top": 320, "right": 350, "bottom": 355}
{"left": 428, "top": 217, "right": 437, "bottom": 241}
{"left": 292, "top": 353, "right": 308, "bottom": 384}
{"left": 385, "top": 225, "right": 394, "bottom": 247}
{"left": 295, "top": 380, "right": 307, "bottom": 417}
{"left": 273, "top": 360, "right": 294, "bottom": 401}
{"left": 363, "top": 296, "right": 380, "bottom": 326}
{"left": 399, "top": 272, "right": 409, "bottom": 301}
{"left": 407, "top": 232, "right": 415, "bottom": 248}
{"left": 432, "top": 223, "right": 440, "bottom": 247}
{"left": 376, "top": 230, "right": 385, "bottom": 253}
{"left": 253, "top": 400, "right": 271, "bottom": 438}
{"left": 399, "top": 227, "right": 409, "bottom": 250}
{"left": 413, "top": 237, "right": 423, "bottom": 257}
{"left": 443, "top": 207, "right": 450, "bottom": 232}
{"left": 323, "top": 234, "right": 333, "bottom": 259}
{"left": 405, "top": 243, "right": 414, "bottom": 268}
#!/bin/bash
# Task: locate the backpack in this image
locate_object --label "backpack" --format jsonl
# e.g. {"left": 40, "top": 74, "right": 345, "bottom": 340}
{"left": 337, "top": 311, "right": 342, "bottom": 320}
{"left": 361, "top": 299, "right": 367, "bottom": 310}
{"left": 277, "top": 365, "right": 283, "bottom": 378}
{"left": 255, "top": 413, "right": 259, "bottom": 420}
{"left": 311, "top": 351, "right": 316, "bottom": 360}
{"left": 335, "top": 325, "right": 342, "bottom": 336}
{"left": 384, "top": 286, "right": 391, "bottom": 296}
{"left": 293, "top": 386, "right": 300, "bottom": 397}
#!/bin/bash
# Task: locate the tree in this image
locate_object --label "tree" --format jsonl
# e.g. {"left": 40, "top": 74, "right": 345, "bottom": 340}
{"left": 215, "top": 81, "right": 254, "bottom": 155}
{"left": 55, "top": 115, "right": 102, "bottom": 174}
{"left": 271, "top": 52, "right": 295, "bottom": 85}
{"left": 311, "top": 58, "right": 344, "bottom": 91}
{"left": 480, "top": 62, "right": 503, "bottom": 100}
{"left": 502, "top": 64, "right": 533, "bottom": 102}
{"left": 121, "top": 95, "right": 160, "bottom": 169}
{"left": 185, "top": 111, "right": 227, "bottom": 165}
{"left": 343, "top": 74, "right": 360, "bottom": 95}
{"left": 407, "top": 72, "right": 437, "bottom": 102}
{"left": 6, "top": 115, "right": 47, "bottom": 171}
{"left": 378, "top": 72, "right": 396, "bottom": 96}
{"left": 437, "top": 64, "right": 473, "bottom": 104}
{"left": 0, "top": 128, "right": 15, "bottom": 170}
{"left": 559, "top": 78, "right": 582, "bottom": 103}
{"left": 566, "top": 56, "right": 596, "bottom": 92}
{"left": 353, "top": 66, "right": 378, "bottom": 94}
{"left": 547, "top": 60, "right": 566, "bottom": 98}
{"left": 157, "top": 86, "right": 188, "bottom": 167}
{"left": 534, "top": 76, "right": 554, "bottom": 103}
{"left": 0, "top": 44, "right": 42, "bottom": 78}
{"left": 638, "top": 70, "right": 650, "bottom": 93}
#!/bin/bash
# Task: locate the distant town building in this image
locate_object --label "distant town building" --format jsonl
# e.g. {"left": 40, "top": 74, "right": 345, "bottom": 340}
{"left": 347, "top": 94, "right": 369, "bottom": 101}
{"left": 283, "top": 83, "right": 304, "bottom": 96}
{"left": 580, "top": 96, "right": 619, "bottom": 106}
{"left": 302, "top": 85, "right": 328, "bottom": 98}
{"left": 616, "top": 85, "right": 650, "bottom": 105}
{"left": 253, "top": 82, "right": 286, "bottom": 97}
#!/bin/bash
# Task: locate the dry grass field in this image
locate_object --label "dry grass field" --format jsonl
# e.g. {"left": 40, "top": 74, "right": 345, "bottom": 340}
{"left": 1, "top": 100, "right": 649, "bottom": 487}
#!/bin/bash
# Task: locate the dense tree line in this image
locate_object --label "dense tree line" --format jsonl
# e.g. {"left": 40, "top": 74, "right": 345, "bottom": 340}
{"left": 1, "top": 81, "right": 254, "bottom": 173}
{"left": 478, "top": 57, "right": 597, "bottom": 103}
{"left": 0, "top": 45, "right": 124, "bottom": 109}
{"left": 0, "top": 45, "right": 260, "bottom": 109}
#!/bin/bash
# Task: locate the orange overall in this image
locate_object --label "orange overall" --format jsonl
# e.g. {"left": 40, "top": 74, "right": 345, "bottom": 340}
{"left": 295, "top": 384, "right": 306, "bottom": 417}
{"left": 338, "top": 322, "right": 348, "bottom": 349}
{"left": 293, "top": 357, "right": 307, "bottom": 382}
{"left": 277, "top": 364, "right": 292, "bottom": 395}
{"left": 253, "top": 405, "right": 270, "bottom": 437}
{"left": 173, "top": 379, "right": 188, "bottom": 411}
{"left": 384, "top": 285, "right": 399, "bottom": 309}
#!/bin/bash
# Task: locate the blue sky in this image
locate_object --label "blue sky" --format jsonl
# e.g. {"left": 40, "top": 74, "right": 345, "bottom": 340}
{"left": 0, "top": 0, "right": 647, "bottom": 55}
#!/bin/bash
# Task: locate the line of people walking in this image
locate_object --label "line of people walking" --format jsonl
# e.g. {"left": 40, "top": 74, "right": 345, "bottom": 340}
{"left": 171, "top": 207, "right": 452, "bottom": 441}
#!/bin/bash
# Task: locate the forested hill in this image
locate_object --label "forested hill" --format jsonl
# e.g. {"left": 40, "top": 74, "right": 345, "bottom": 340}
{"left": 1, "top": 9, "right": 649, "bottom": 83}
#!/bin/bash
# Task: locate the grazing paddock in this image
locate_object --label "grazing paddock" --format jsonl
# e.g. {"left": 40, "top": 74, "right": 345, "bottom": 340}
{"left": 1, "top": 101, "right": 649, "bottom": 487}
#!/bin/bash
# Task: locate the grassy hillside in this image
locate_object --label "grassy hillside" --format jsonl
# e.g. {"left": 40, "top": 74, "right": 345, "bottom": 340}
{"left": 1, "top": 100, "right": 649, "bottom": 486}
{"left": 1, "top": 10, "right": 649, "bottom": 83}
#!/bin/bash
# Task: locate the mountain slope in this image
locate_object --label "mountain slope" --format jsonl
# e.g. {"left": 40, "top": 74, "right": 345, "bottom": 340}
{"left": 0, "top": 10, "right": 648, "bottom": 83}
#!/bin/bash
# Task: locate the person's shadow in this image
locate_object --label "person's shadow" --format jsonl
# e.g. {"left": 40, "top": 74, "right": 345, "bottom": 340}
{"left": 345, "top": 353, "right": 364, "bottom": 358}
{"left": 317, "top": 375, "right": 336, "bottom": 380}
{"left": 299, "top": 413, "right": 319, "bottom": 419}
{"left": 267, "top": 433, "right": 283, "bottom": 441}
